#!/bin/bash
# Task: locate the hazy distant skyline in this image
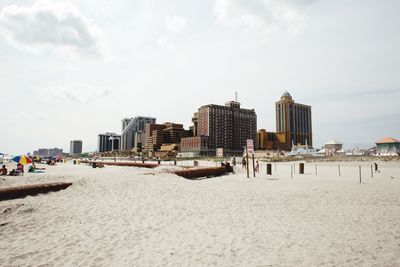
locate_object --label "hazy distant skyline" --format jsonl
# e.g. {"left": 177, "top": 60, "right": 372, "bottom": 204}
{"left": 0, "top": 0, "right": 399, "bottom": 154}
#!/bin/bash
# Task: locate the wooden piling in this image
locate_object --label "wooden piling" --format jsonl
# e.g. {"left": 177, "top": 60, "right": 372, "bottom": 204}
{"left": 291, "top": 165, "right": 293, "bottom": 179}
{"left": 371, "top": 165, "right": 373, "bottom": 178}
{"left": 252, "top": 154, "right": 256, "bottom": 178}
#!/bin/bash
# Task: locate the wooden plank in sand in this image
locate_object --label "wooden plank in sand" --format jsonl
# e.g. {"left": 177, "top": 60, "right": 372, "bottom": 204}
{"left": 0, "top": 182, "right": 72, "bottom": 201}
{"left": 97, "top": 162, "right": 158, "bottom": 168}
{"left": 173, "top": 167, "right": 227, "bottom": 179}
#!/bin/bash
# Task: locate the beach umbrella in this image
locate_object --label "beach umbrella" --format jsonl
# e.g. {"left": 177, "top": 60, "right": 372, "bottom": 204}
{"left": 12, "top": 155, "right": 32, "bottom": 165}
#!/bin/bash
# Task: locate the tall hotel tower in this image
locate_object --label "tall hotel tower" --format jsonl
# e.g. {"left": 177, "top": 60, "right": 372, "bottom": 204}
{"left": 180, "top": 100, "right": 257, "bottom": 156}
{"left": 275, "top": 91, "right": 312, "bottom": 150}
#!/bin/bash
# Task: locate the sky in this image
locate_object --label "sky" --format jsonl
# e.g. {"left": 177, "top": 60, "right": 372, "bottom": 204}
{"left": 0, "top": 0, "right": 399, "bottom": 154}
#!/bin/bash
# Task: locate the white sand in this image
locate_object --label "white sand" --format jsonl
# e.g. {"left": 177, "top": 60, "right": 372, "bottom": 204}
{"left": 1, "top": 161, "right": 399, "bottom": 266}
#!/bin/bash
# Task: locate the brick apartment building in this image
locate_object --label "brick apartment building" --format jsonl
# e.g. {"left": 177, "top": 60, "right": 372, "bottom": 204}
{"left": 143, "top": 122, "right": 190, "bottom": 156}
{"left": 180, "top": 101, "right": 257, "bottom": 156}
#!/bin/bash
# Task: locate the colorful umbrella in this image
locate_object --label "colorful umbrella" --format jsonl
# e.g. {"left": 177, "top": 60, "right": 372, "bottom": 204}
{"left": 12, "top": 155, "right": 32, "bottom": 165}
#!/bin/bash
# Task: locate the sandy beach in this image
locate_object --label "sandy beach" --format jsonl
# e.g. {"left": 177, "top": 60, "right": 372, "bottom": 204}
{"left": 1, "top": 160, "right": 399, "bottom": 266}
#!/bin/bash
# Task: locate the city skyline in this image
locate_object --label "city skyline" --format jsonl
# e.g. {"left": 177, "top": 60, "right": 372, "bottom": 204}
{"left": 0, "top": 0, "right": 399, "bottom": 154}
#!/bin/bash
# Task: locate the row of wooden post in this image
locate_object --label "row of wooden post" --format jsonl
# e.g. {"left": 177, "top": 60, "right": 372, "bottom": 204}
{"left": 182, "top": 160, "right": 376, "bottom": 184}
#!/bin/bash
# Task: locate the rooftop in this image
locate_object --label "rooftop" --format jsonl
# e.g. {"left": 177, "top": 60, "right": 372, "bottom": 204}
{"left": 375, "top": 137, "right": 400, "bottom": 144}
{"left": 325, "top": 140, "right": 343, "bottom": 145}
{"left": 282, "top": 90, "right": 291, "bottom": 98}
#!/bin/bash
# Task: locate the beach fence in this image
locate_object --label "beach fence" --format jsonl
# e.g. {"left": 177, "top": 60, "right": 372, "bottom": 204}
{"left": 255, "top": 161, "right": 381, "bottom": 183}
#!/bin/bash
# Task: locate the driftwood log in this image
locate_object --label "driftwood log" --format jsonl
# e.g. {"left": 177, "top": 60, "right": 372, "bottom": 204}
{"left": 0, "top": 182, "right": 72, "bottom": 201}
{"left": 173, "top": 167, "right": 227, "bottom": 179}
{"left": 89, "top": 161, "right": 158, "bottom": 169}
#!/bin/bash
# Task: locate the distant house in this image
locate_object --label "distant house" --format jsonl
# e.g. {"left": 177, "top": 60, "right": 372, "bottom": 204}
{"left": 323, "top": 140, "right": 344, "bottom": 156}
{"left": 375, "top": 137, "right": 400, "bottom": 156}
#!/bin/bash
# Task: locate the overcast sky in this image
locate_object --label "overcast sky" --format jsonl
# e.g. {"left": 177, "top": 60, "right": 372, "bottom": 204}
{"left": 0, "top": 0, "right": 399, "bottom": 154}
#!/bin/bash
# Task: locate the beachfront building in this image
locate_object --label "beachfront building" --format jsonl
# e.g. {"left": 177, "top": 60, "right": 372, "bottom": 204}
{"left": 256, "top": 129, "right": 286, "bottom": 151}
{"left": 143, "top": 122, "right": 189, "bottom": 156}
{"left": 154, "top": 144, "right": 180, "bottom": 159}
{"left": 375, "top": 137, "right": 400, "bottom": 156}
{"left": 70, "top": 140, "right": 83, "bottom": 155}
{"left": 33, "top": 148, "right": 63, "bottom": 157}
{"left": 276, "top": 91, "right": 312, "bottom": 150}
{"left": 287, "top": 144, "right": 318, "bottom": 157}
{"left": 321, "top": 140, "right": 344, "bottom": 156}
{"left": 120, "top": 116, "right": 156, "bottom": 152}
{"left": 98, "top": 133, "right": 121, "bottom": 153}
{"left": 180, "top": 100, "right": 257, "bottom": 156}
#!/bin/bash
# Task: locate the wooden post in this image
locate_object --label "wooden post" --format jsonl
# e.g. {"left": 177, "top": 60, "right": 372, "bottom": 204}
{"left": 291, "top": 165, "right": 293, "bottom": 179}
{"left": 274, "top": 162, "right": 277, "bottom": 172}
{"left": 252, "top": 154, "right": 256, "bottom": 178}
{"left": 371, "top": 165, "right": 373, "bottom": 178}
{"left": 315, "top": 165, "right": 317, "bottom": 175}
{"left": 338, "top": 165, "right": 341, "bottom": 176}
{"left": 359, "top": 166, "right": 362, "bottom": 184}
{"left": 246, "top": 146, "right": 249, "bottom": 178}
{"left": 293, "top": 163, "right": 296, "bottom": 174}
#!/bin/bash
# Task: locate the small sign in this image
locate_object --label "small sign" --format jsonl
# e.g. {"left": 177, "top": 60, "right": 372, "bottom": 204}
{"left": 216, "top": 148, "right": 224, "bottom": 158}
{"left": 246, "top": 139, "right": 254, "bottom": 155}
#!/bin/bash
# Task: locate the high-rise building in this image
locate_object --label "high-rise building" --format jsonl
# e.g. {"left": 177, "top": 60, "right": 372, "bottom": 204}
{"left": 120, "top": 116, "right": 156, "bottom": 151}
{"left": 143, "top": 122, "right": 189, "bottom": 154}
{"left": 256, "top": 129, "right": 286, "bottom": 150}
{"left": 70, "top": 140, "right": 83, "bottom": 155}
{"left": 180, "top": 100, "right": 257, "bottom": 156}
{"left": 33, "top": 148, "right": 63, "bottom": 157}
{"left": 98, "top": 133, "right": 121, "bottom": 152}
{"left": 275, "top": 91, "right": 312, "bottom": 150}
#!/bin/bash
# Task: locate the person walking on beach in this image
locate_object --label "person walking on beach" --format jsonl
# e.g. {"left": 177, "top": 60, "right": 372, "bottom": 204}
{"left": 0, "top": 165, "right": 7, "bottom": 176}
{"left": 374, "top": 163, "right": 380, "bottom": 173}
{"left": 232, "top": 157, "right": 236, "bottom": 167}
{"left": 255, "top": 161, "right": 260, "bottom": 174}
{"left": 242, "top": 157, "right": 247, "bottom": 170}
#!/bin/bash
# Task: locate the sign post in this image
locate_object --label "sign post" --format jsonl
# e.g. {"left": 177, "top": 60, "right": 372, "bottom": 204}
{"left": 216, "top": 148, "right": 224, "bottom": 159}
{"left": 245, "top": 146, "right": 249, "bottom": 178}
{"left": 246, "top": 139, "right": 255, "bottom": 178}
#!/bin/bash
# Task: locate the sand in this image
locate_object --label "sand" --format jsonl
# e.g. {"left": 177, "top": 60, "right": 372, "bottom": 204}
{"left": 0, "top": 160, "right": 399, "bottom": 266}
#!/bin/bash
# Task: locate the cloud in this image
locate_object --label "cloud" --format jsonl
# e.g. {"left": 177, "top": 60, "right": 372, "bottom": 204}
{"left": 165, "top": 15, "right": 187, "bottom": 34}
{"left": 39, "top": 83, "right": 111, "bottom": 104}
{"left": 157, "top": 35, "right": 170, "bottom": 47}
{"left": 157, "top": 15, "right": 187, "bottom": 48}
{"left": 214, "top": 0, "right": 315, "bottom": 36}
{"left": 351, "top": 88, "right": 400, "bottom": 98}
{"left": 0, "top": 0, "right": 106, "bottom": 59}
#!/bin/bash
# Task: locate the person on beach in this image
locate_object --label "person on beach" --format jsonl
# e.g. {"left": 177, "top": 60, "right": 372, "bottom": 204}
{"left": 374, "top": 163, "right": 380, "bottom": 173}
{"left": 232, "top": 157, "right": 236, "bottom": 167}
{"left": 9, "top": 164, "right": 24, "bottom": 176}
{"left": 29, "top": 163, "right": 46, "bottom": 173}
{"left": 256, "top": 161, "right": 260, "bottom": 174}
{"left": 16, "top": 163, "right": 24, "bottom": 175}
{"left": 0, "top": 165, "right": 7, "bottom": 175}
{"left": 242, "top": 157, "right": 247, "bottom": 170}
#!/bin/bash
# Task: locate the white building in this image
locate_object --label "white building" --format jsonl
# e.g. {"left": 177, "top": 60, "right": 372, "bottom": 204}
{"left": 323, "top": 140, "right": 344, "bottom": 156}
{"left": 70, "top": 140, "right": 83, "bottom": 155}
{"left": 121, "top": 116, "right": 156, "bottom": 151}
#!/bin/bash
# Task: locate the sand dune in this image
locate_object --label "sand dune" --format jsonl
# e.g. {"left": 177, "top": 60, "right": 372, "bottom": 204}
{"left": 1, "top": 161, "right": 399, "bottom": 266}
